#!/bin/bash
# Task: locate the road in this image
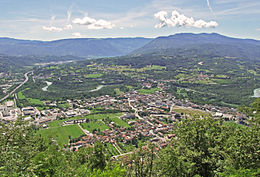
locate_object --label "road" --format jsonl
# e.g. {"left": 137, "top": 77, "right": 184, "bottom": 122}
{"left": 0, "top": 71, "right": 32, "bottom": 102}
{"left": 128, "top": 98, "right": 153, "bottom": 126}
{"left": 111, "top": 151, "right": 134, "bottom": 160}
{"left": 128, "top": 98, "right": 164, "bottom": 140}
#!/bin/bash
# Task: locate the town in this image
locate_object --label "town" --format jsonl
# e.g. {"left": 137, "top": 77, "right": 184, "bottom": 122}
{"left": 0, "top": 85, "right": 249, "bottom": 155}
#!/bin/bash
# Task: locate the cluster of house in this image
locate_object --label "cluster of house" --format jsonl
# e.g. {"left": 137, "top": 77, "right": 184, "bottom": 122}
{"left": 0, "top": 99, "right": 91, "bottom": 126}
{"left": 67, "top": 90, "right": 250, "bottom": 151}
{"left": 1, "top": 83, "right": 250, "bottom": 154}
{"left": 0, "top": 100, "right": 43, "bottom": 122}
{"left": 82, "top": 95, "right": 130, "bottom": 112}
{"left": 69, "top": 117, "right": 175, "bottom": 152}
{"left": 37, "top": 108, "right": 90, "bottom": 128}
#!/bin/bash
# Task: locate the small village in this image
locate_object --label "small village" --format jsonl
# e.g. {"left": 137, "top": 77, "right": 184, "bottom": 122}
{"left": 0, "top": 85, "right": 250, "bottom": 155}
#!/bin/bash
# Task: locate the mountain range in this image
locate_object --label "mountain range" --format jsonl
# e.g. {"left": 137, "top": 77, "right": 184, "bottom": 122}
{"left": 0, "top": 37, "right": 152, "bottom": 57}
{"left": 132, "top": 33, "right": 260, "bottom": 60}
{"left": 0, "top": 33, "right": 260, "bottom": 60}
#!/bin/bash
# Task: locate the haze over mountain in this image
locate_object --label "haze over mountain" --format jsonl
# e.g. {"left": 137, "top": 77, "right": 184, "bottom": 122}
{"left": 0, "top": 37, "right": 152, "bottom": 57}
{"left": 1, "top": 33, "right": 260, "bottom": 61}
{"left": 132, "top": 33, "right": 260, "bottom": 60}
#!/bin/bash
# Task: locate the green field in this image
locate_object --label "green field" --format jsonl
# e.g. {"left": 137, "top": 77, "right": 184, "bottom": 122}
{"left": 38, "top": 125, "right": 84, "bottom": 147}
{"left": 114, "top": 88, "right": 124, "bottom": 96}
{"left": 47, "top": 116, "right": 86, "bottom": 128}
{"left": 18, "top": 90, "right": 44, "bottom": 106}
{"left": 172, "top": 106, "right": 212, "bottom": 117}
{"left": 137, "top": 87, "right": 161, "bottom": 94}
{"left": 111, "top": 117, "right": 130, "bottom": 128}
{"left": 151, "top": 65, "right": 166, "bottom": 70}
{"left": 117, "top": 142, "right": 136, "bottom": 153}
{"left": 37, "top": 106, "right": 50, "bottom": 111}
{"left": 85, "top": 73, "right": 103, "bottom": 78}
{"left": 84, "top": 113, "right": 123, "bottom": 120}
{"left": 17, "top": 91, "right": 26, "bottom": 99}
{"left": 106, "top": 143, "right": 119, "bottom": 156}
{"left": 57, "top": 102, "right": 70, "bottom": 109}
{"left": 27, "top": 98, "right": 44, "bottom": 105}
{"left": 81, "top": 121, "right": 109, "bottom": 132}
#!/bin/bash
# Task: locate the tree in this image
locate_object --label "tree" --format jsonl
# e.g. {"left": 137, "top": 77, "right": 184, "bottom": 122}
{"left": 0, "top": 120, "right": 48, "bottom": 176}
{"left": 89, "top": 141, "right": 107, "bottom": 171}
{"left": 127, "top": 144, "right": 156, "bottom": 177}
{"left": 157, "top": 116, "right": 260, "bottom": 177}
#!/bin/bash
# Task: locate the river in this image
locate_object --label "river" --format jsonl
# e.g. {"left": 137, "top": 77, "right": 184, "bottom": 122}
{"left": 89, "top": 85, "right": 104, "bottom": 92}
{"left": 42, "top": 81, "right": 53, "bottom": 91}
{"left": 252, "top": 88, "right": 260, "bottom": 98}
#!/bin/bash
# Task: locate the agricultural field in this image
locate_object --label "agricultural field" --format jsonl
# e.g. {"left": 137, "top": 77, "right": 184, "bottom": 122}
{"left": 117, "top": 142, "right": 136, "bottom": 153}
{"left": 137, "top": 88, "right": 161, "bottom": 94}
{"left": 172, "top": 106, "right": 212, "bottom": 117}
{"left": 105, "top": 143, "right": 120, "bottom": 156}
{"left": 17, "top": 89, "right": 44, "bottom": 107}
{"left": 37, "top": 112, "right": 128, "bottom": 146}
{"left": 85, "top": 73, "right": 103, "bottom": 78}
{"left": 16, "top": 50, "right": 260, "bottom": 108}
{"left": 38, "top": 125, "right": 84, "bottom": 147}
{"left": 84, "top": 112, "right": 123, "bottom": 120}
{"left": 81, "top": 121, "right": 109, "bottom": 132}
{"left": 110, "top": 117, "right": 130, "bottom": 128}
{"left": 57, "top": 102, "right": 70, "bottom": 109}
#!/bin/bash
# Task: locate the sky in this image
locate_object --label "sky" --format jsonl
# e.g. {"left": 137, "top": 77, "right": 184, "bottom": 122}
{"left": 0, "top": 0, "right": 259, "bottom": 41}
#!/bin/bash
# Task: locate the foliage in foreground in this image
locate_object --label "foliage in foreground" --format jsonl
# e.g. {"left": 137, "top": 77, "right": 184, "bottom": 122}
{"left": 0, "top": 99, "right": 259, "bottom": 176}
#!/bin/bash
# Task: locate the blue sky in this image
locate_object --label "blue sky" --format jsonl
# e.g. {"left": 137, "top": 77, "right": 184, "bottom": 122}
{"left": 0, "top": 0, "right": 259, "bottom": 40}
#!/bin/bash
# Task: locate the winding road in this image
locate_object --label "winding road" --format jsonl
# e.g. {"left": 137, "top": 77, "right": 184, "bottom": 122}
{"left": 0, "top": 71, "right": 32, "bottom": 102}
{"left": 128, "top": 98, "right": 153, "bottom": 126}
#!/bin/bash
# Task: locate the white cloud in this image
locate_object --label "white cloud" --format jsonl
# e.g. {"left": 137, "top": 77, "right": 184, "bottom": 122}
{"left": 72, "top": 32, "right": 82, "bottom": 38}
{"left": 42, "top": 26, "right": 63, "bottom": 32}
{"left": 64, "top": 24, "right": 73, "bottom": 30}
{"left": 154, "top": 10, "right": 218, "bottom": 28}
{"left": 72, "top": 15, "right": 115, "bottom": 30}
{"left": 256, "top": 28, "right": 260, "bottom": 31}
{"left": 51, "top": 15, "right": 56, "bottom": 21}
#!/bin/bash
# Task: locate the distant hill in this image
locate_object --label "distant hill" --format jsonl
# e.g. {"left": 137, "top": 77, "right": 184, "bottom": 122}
{"left": 0, "top": 37, "right": 152, "bottom": 57}
{"left": 132, "top": 33, "right": 260, "bottom": 60}
{"left": 0, "top": 54, "right": 83, "bottom": 72}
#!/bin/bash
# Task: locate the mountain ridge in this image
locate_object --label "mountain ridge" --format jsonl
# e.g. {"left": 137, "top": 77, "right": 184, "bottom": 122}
{"left": 1, "top": 33, "right": 260, "bottom": 60}
{"left": 131, "top": 33, "right": 260, "bottom": 60}
{"left": 0, "top": 37, "right": 153, "bottom": 57}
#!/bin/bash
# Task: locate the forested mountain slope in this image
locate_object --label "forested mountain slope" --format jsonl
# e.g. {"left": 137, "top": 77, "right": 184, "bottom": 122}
{"left": 0, "top": 37, "right": 152, "bottom": 57}
{"left": 132, "top": 33, "right": 260, "bottom": 60}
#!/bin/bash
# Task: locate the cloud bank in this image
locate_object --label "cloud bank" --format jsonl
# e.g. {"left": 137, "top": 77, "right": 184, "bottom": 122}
{"left": 42, "top": 26, "right": 63, "bottom": 32}
{"left": 154, "top": 10, "right": 218, "bottom": 28}
{"left": 72, "top": 15, "right": 115, "bottom": 30}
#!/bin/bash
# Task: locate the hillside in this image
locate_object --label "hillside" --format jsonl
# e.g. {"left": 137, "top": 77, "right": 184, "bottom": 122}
{"left": 0, "top": 54, "right": 83, "bottom": 72}
{"left": 0, "top": 37, "right": 152, "bottom": 57}
{"left": 132, "top": 33, "right": 260, "bottom": 60}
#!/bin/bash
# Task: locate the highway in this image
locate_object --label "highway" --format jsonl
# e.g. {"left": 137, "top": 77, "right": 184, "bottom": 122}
{"left": 0, "top": 71, "right": 32, "bottom": 102}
